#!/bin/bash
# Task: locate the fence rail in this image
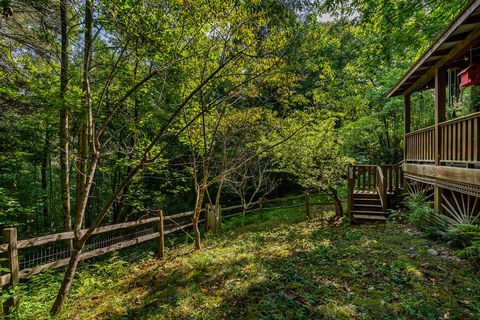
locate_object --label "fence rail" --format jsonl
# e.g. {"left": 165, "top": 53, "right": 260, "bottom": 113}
{"left": 0, "top": 193, "right": 333, "bottom": 292}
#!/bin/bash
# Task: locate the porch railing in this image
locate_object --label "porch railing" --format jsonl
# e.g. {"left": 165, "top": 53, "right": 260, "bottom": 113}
{"left": 405, "top": 126, "right": 435, "bottom": 163}
{"left": 439, "top": 112, "right": 480, "bottom": 165}
{"left": 405, "top": 111, "right": 480, "bottom": 166}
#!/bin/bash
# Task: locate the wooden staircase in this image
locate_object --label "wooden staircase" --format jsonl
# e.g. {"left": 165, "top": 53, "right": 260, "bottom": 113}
{"left": 350, "top": 192, "right": 387, "bottom": 222}
{"left": 348, "top": 165, "right": 403, "bottom": 223}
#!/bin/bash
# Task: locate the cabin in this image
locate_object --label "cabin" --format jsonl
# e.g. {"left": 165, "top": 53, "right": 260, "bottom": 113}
{"left": 348, "top": 1, "right": 480, "bottom": 222}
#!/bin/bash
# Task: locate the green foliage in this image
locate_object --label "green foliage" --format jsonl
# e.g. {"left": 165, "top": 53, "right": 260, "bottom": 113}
{"left": 0, "top": 187, "right": 29, "bottom": 228}
{"left": 270, "top": 115, "right": 354, "bottom": 194}
{"left": 399, "top": 192, "right": 453, "bottom": 240}
{"left": 402, "top": 194, "right": 480, "bottom": 265}
{"left": 1, "top": 0, "right": 475, "bottom": 235}
{"left": 402, "top": 193, "right": 434, "bottom": 226}
{"left": 447, "top": 224, "right": 480, "bottom": 264}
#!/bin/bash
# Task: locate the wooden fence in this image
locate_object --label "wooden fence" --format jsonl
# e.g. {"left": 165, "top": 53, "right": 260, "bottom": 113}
{"left": 0, "top": 194, "right": 333, "bottom": 296}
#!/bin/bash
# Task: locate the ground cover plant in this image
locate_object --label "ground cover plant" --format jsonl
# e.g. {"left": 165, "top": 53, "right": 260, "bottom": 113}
{"left": 12, "top": 206, "right": 480, "bottom": 320}
{"left": 398, "top": 192, "right": 480, "bottom": 266}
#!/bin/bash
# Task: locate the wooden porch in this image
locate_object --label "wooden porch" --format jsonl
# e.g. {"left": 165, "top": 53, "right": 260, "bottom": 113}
{"left": 348, "top": 1, "right": 480, "bottom": 221}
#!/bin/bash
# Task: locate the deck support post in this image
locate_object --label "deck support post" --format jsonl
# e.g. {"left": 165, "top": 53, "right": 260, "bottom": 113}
{"left": 433, "top": 68, "right": 446, "bottom": 214}
{"left": 404, "top": 94, "right": 411, "bottom": 160}
{"left": 434, "top": 185, "right": 443, "bottom": 214}
{"left": 434, "top": 67, "right": 446, "bottom": 166}
{"left": 403, "top": 94, "right": 411, "bottom": 191}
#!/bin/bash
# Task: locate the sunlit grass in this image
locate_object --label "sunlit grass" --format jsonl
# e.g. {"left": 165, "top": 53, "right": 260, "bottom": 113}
{"left": 13, "top": 206, "right": 480, "bottom": 319}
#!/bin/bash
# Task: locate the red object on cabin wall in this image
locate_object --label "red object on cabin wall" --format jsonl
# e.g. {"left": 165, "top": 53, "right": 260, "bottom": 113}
{"left": 459, "top": 64, "right": 480, "bottom": 88}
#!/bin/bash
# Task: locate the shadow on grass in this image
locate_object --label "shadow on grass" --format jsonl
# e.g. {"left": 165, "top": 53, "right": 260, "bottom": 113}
{"left": 82, "top": 219, "right": 480, "bottom": 320}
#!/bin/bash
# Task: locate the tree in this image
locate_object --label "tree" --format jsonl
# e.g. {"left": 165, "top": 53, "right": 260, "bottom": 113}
{"left": 271, "top": 115, "right": 354, "bottom": 217}
{"left": 225, "top": 156, "right": 278, "bottom": 219}
{"left": 49, "top": 0, "right": 299, "bottom": 312}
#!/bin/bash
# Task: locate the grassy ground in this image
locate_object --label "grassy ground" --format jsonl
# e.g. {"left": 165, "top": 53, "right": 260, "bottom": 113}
{"left": 14, "top": 206, "right": 480, "bottom": 320}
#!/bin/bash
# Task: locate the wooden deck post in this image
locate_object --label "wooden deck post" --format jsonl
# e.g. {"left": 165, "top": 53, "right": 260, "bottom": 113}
{"left": 3, "top": 228, "right": 19, "bottom": 316}
{"left": 347, "top": 166, "right": 354, "bottom": 218}
{"left": 158, "top": 210, "right": 164, "bottom": 259}
{"left": 434, "top": 186, "right": 443, "bottom": 214}
{"left": 433, "top": 67, "right": 446, "bottom": 213}
{"left": 404, "top": 94, "right": 411, "bottom": 162}
{"left": 435, "top": 67, "right": 446, "bottom": 166}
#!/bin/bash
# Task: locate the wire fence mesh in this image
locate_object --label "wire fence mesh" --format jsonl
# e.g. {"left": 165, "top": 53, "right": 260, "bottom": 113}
{"left": 6, "top": 194, "right": 331, "bottom": 279}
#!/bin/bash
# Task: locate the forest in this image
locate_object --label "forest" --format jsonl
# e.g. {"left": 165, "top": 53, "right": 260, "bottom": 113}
{"left": 1, "top": 0, "right": 480, "bottom": 319}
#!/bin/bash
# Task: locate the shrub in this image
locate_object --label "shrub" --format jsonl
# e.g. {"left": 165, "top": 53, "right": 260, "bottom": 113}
{"left": 402, "top": 193, "right": 432, "bottom": 225}
{"left": 401, "top": 193, "right": 448, "bottom": 238}
{"left": 447, "top": 224, "right": 480, "bottom": 263}
{"left": 402, "top": 193, "right": 480, "bottom": 264}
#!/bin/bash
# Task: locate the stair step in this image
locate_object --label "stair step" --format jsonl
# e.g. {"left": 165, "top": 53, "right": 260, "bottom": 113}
{"left": 352, "top": 214, "right": 387, "bottom": 221}
{"left": 353, "top": 192, "right": 379, "bottom": 199}
{"left": 353, "top": 198, "right": 381, "bottom": 205}
{"left": 353, "top": 204, "right": 384, "bottom": 212}
{"left": 350, "top": 210, "right": 386, "bottom": 216}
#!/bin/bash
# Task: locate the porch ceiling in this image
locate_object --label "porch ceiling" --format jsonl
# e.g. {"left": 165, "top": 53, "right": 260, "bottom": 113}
{"left": 389, "top": 0, "right": 480, "bottom": 98}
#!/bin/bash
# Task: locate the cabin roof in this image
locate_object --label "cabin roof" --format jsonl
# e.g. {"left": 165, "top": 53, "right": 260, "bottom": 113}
{"left": 388, "top": 0, "right": 480, "bottom": 97}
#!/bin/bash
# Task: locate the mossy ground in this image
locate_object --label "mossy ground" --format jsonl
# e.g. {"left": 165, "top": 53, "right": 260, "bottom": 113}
{"left": 14, "top": 206, "right": 480, "bottom": 319}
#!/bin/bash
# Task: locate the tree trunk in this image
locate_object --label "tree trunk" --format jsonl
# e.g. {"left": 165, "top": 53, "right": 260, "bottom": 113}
{"left": 214, "top": 178, "right": 224, "bottom": 222}
{"left": 49, "top": 149, "right": 56, "bottom": 228}
{"left": 59, "top": 0, "right": 72, "bottom": 233}
{"left": 329, "top": 188, "right": 343, "bottom": 218}
{"left": 192, "top": 177, "right": 207, "bottom": 250}
{"left": 193, "top": 218, "right": 202, "bottom": 249}
{"left": 50, "top": 242, "right": 82, "bottom": 315}
{"left": 76, "top": 123, "right": 88, "bottom": 215}
{"left": 41, "top": 123, "right": 49, "bottom": 230}
{"left": 51, "top": 0, "right": 94, "bottom": 314}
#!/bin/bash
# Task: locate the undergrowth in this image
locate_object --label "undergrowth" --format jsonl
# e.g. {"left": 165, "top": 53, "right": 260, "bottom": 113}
{"left": 398, "top": 192, "right": 480, "bottom": 266}
{"left": 10, "top": 205, "right": 480, "bottom": 319}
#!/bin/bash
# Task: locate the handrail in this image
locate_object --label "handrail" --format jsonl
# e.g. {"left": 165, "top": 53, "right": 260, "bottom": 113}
{"left": 405, "top": 125, "right": 435, "bottom": 137}
{"left": 405, "top": 111, "right": 480, "bottom": 137}
{"left": 438, "top": 110, "right": 480, "bottom": 127}
{"left": 376, "top": 166, "right": 388, "bottom": 212}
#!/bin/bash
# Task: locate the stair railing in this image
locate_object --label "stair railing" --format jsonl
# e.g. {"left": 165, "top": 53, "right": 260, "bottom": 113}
{"left": 383, "top": 165, "right": 403, "bottom": 194}
{"left": 376, "top": 166, "right": 388, "bottom": 212}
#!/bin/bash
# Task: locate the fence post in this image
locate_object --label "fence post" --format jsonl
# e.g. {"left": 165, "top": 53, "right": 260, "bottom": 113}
{"left": 3, "top": 228, "right": 19, "bottom": 316}
{"left": 158, "top": 210, "right": 164, "bottom": 259}
{"left": 207, "top": 204, "right": 220, "bottom": 233}
{"left": 304, "top": 193, "right": 310, "bottom": 219}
